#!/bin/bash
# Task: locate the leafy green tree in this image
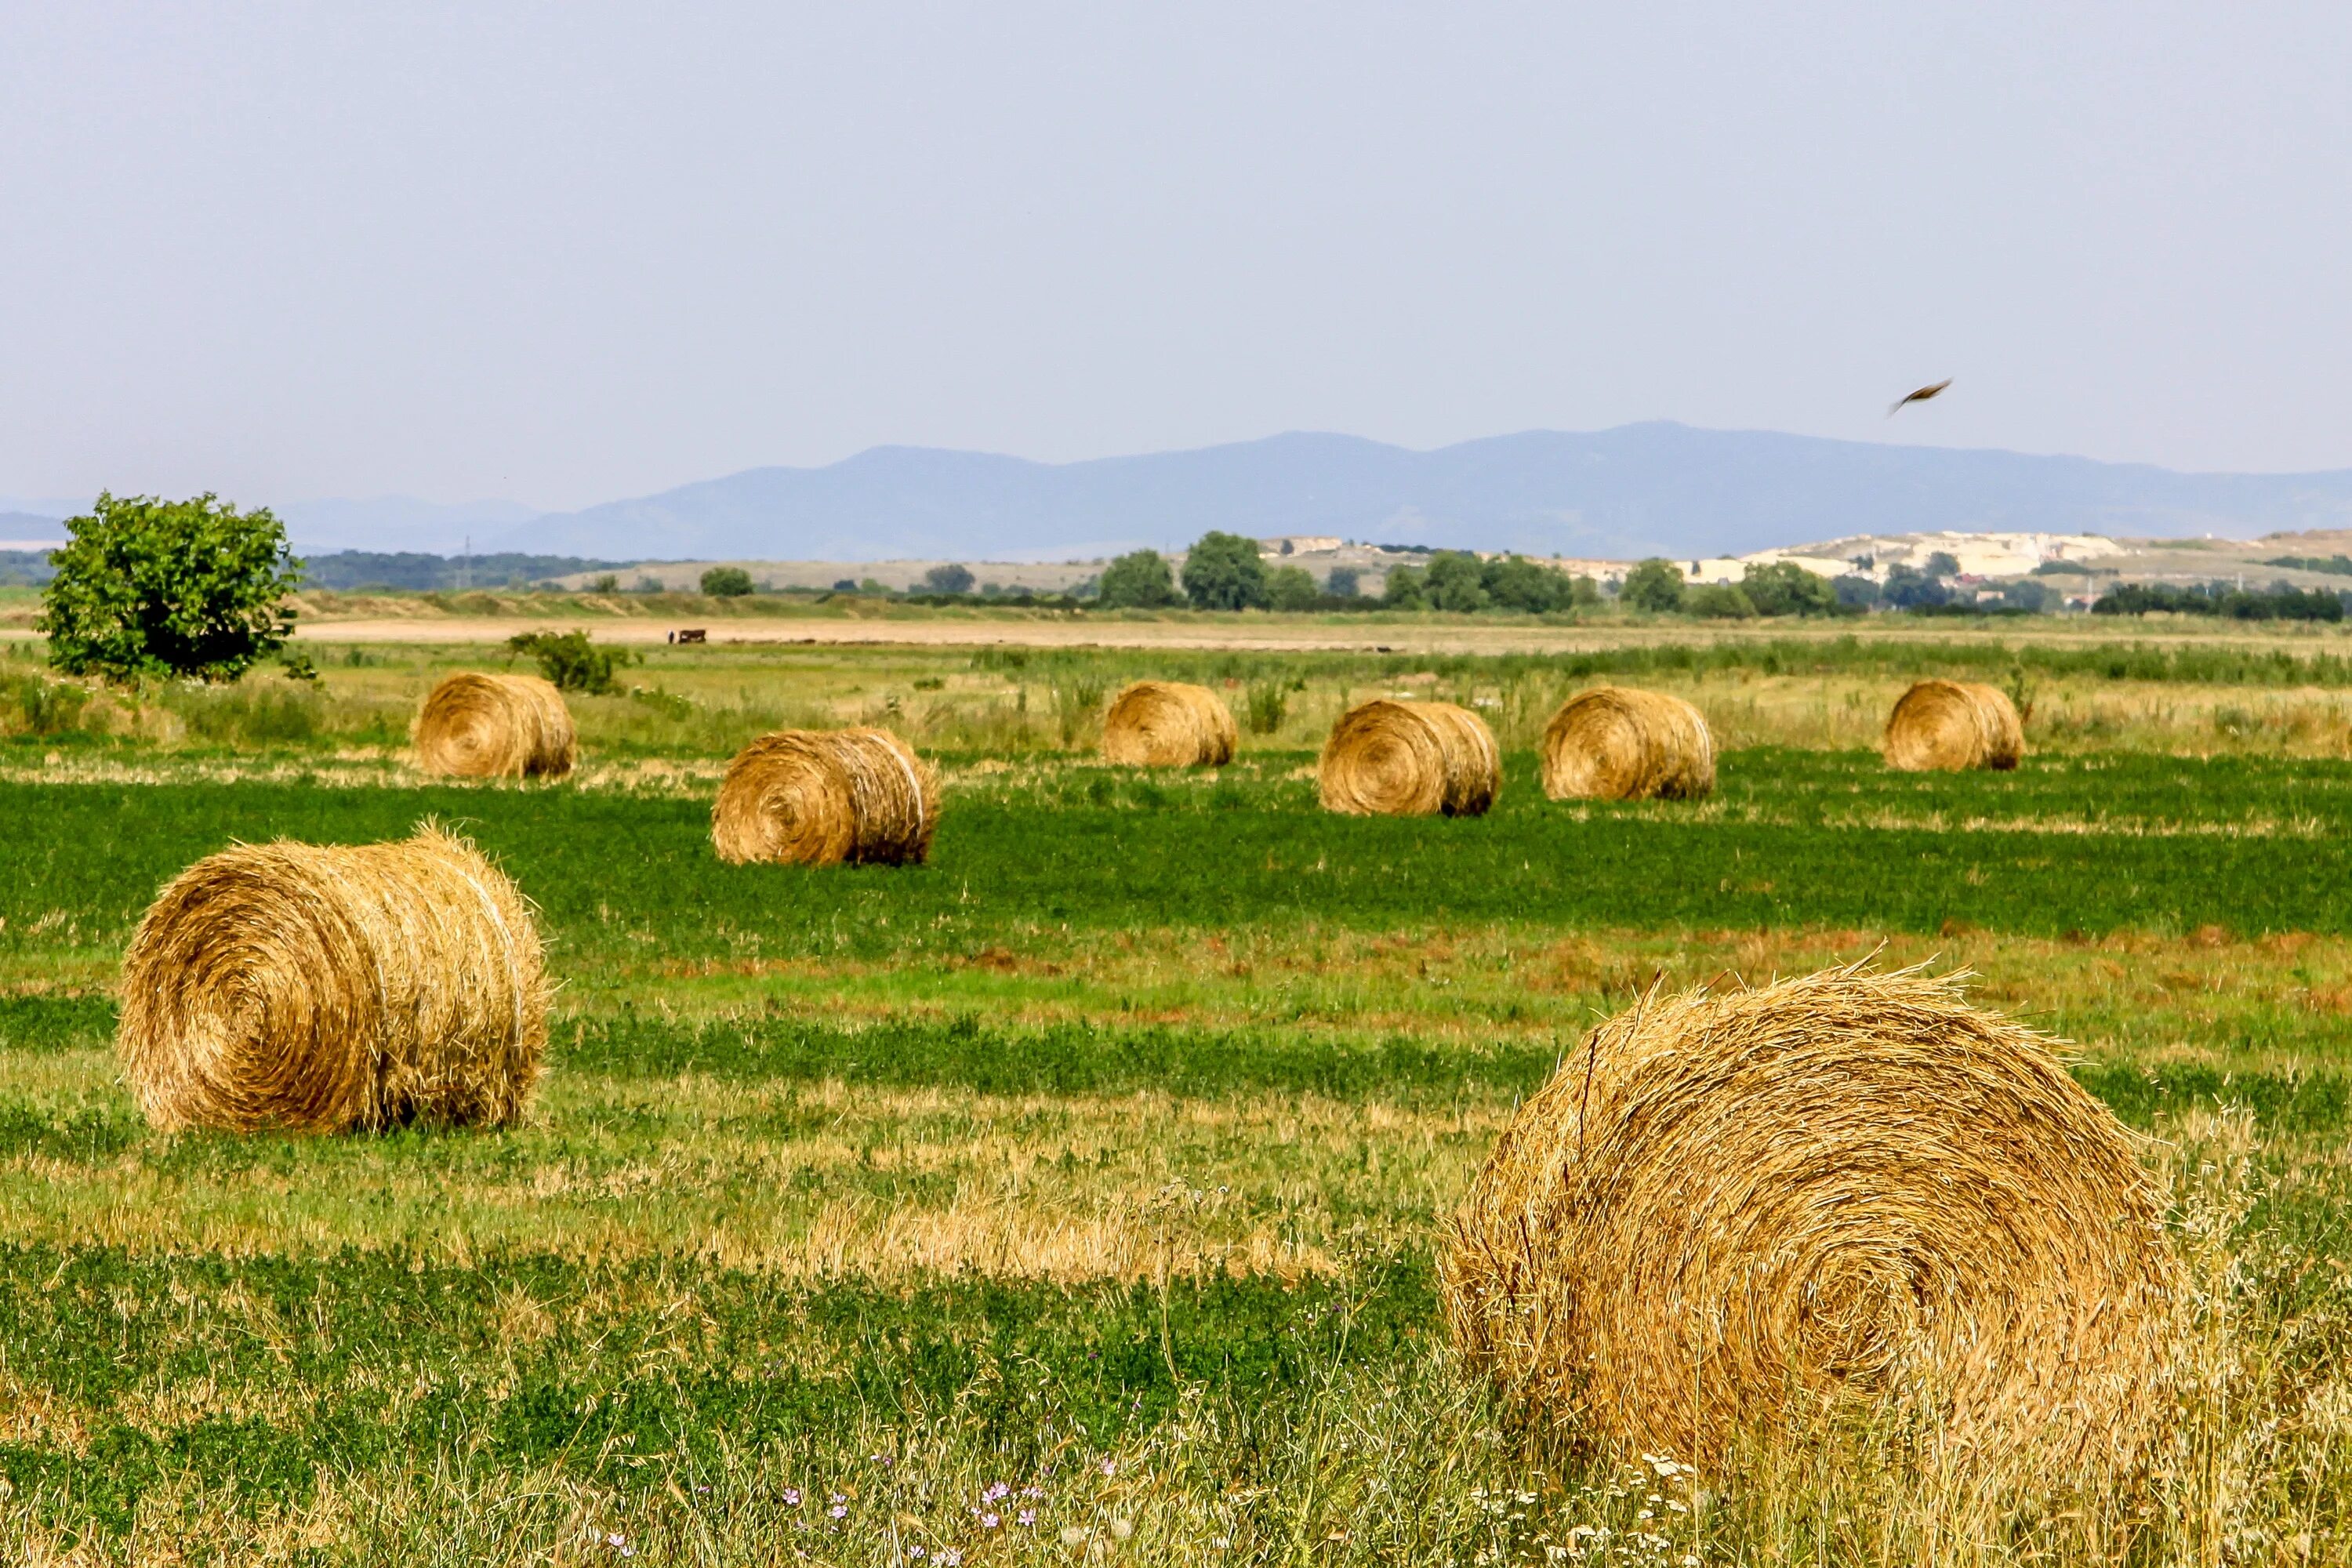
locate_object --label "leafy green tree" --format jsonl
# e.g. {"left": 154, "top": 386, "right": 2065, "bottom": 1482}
{"left": 1422, "top": 552, "right": 1490, "bottom": 612}
{"left": 1686, "top": 583, "right": 1758, "bottom": 619}
{"left": 1097, "top": 549, "right": 1180, "bottom": 608}
{"left": 40, "top": 492, "right": 302, "bottom": 683}
{"left": 700, "top": 566, "right": 755, "bottom": 597}
{"left": 1923, "top": 551, "right": 1962, "bottom": 579}
{"left": 1323, "top": 566, "right": 1361, "bottom": 598}
{"left": 1480, "top": 555, "right": 1581, "bottom": 613}
{"left": 922, "top": 563, "right": 975, "bottom": 594}
{"left": 1265, "top": 565, "right": 1320, "bottom": 612}
{"left": 1740, "top": 561, "right": 1838, "bottom": 617}
{"left": 1381, "top": 565, "right": 1427, "bottom": 608}
{"left": 1181, "top": 532, "right": 1270, "bottom": 610}
{"left": 507, "top": 630, "right": 627, "bottom": 693}
{"left": 1620, "top": 557, "right": 1686, "bottom": 613}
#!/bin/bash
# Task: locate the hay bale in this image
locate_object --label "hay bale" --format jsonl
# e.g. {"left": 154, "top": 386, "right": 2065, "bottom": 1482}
{"left": 1100, "top": 681, "right": 1238, "bottom": 768}
{"left": 1884, "top": 679, "right": 2023, "bottom": 771}
{"left": 1318, "top": 699, "right": 1499, "bottom": 816}
{"left": 1443, "top": 965, "right": 2177, "bottom": 1474}
{"left": 117, "top": 826, "right": 547, "bottom": 1134}
{"left": 413, "top": 672, "right": 577, "bottom": 779}
{"left": 712, "top": 728, "right": 939, "bottom": 866}
{"left": 1540, "top": 687, "right": 1715, "bottom": 801}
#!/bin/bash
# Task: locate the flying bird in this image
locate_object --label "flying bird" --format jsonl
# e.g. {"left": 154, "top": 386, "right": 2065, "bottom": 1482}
{"left": 1888, "top": 378, "right": 1953, "bottom": 416}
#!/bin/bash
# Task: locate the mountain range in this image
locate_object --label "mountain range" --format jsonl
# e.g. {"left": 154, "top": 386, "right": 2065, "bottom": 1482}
{"left": 15, "top": 424, "right": 2352, "bottom": 562}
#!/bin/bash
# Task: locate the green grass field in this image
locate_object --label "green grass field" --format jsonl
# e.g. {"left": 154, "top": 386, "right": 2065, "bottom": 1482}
{"left": 2, "top": 631, "right": 2350, "bottom": 1563}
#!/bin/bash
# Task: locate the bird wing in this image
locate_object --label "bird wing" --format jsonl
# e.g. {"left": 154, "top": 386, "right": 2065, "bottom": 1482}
{"left": 1888, "top": 378, "right": 1954, "bottom": 416}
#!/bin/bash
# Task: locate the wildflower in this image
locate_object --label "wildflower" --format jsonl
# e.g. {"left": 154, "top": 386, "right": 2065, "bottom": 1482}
{"left": 829, "top": 1501, "right": 848, "bottom": 1520}
{"left": 1109, "top": 1518, "right": 1134, "bottom": 1541}
{"left": 937, "top": 1552, "right": 963, "bottom": 1566}
{"left": 983, "top": 1481, "right": 1010, "bottom": 1502}
{"left": 908, "top": 1549, "right": 924, "bottom": 1561}
{"left": 1100, "top": 1458, "right": 1117, "bottom": 1478}
{"left": 783, "top": 1486, "right": 803, "bottom": 1507}
{"left": 1061, "top": 1526, "right": 1091, "bottom": 1545}
{"left": 982, "top": 1513, "right": 1001, "bottom": 1530}
{"left": 1021, "top": 1485, "right": 1045, "bottom": 1500}
{"left": 1017, "top": 1509, "right": 1036, "bottom": 1528}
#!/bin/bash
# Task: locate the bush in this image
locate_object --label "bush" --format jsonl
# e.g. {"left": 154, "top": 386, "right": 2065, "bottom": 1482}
{"left": 507, "top": 630, "right": 628, "bottom": 692}
{"left": 1833, "top": 574, "right": 1879, "bottom": 609}
{"left": 1882, "top": 565, "right": 1955, "bottom": 609}
{"left": 1382, "top": 566, "right": 1426, "bottom": 609}
{"left": 1244, "top": 681, "right": 1290, "bottom": 735}
{"left": 1685, "top": 583, "right": 1758, "bottom": 619}
{"left": 1422, "top": 553, "right": 1490, "bottom": 613}
{"left": 1740, "top": 561, "right": 1838, "bottom": 617}
{"left": 40, "top": 492, "right": 301, "bottom": 683}
{"left": 2093, "top": 582, "right": 2344, "bottom": 622}
{"left": 1265, "top": 566, "right": 1319, "bottom": 612}
{"left": 923, "top": 564, "right": 976, "bottom": 595}
{"left": 1181, "top": 532, "right": 1270, "bottom": 611}
{"left": 1621, "top": 558, "right": 1686, "bottom": 613}
{"left": 1324, "top": 567, "right": 1360, "bottom": 599}
{"left": 700, "top": 566, "right": 755, "bottom": 597}
{"left": 1097, "top": 550, "right": 1181, "bottom": 609}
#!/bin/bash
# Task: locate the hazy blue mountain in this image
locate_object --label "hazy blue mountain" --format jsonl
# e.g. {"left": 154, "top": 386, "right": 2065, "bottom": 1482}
{"left": 278, "top": 496, "right": 541, "bottom": 554}
{"left": 491, "top": 423, "right": 2352, "bottom": 563}
{"left": 0, "top": 511, "right": 67, "bottom": 545}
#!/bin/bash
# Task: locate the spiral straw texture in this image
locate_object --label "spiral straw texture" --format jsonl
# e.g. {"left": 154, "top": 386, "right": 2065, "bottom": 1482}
{"left": 1317, "top": 699, "right": 1500, "bottom": 817}
{"left": 117, "top": 826, "right": 548, "bottom": 1134}
{"left": 1100, "top": 681, "right": 1238, "bottom": 768}
{"left": 712, "top": 728, "right": 939, "bottom": 866}
{"left": 1884, "top": 679, "right": 2023, "bottom": 772}
{"left": 1540, "top": 687, "right": 1715, "bottom": 801}
{"left": 413, "top": 672, "right": 578, "bottom": 779}
{"left": 1443, "top": 964, "right": 2177, "bottom": 1475}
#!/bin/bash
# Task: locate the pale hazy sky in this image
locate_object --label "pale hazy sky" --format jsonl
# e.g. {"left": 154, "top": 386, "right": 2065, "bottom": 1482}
{"left": 2, "top": 2, "right": 2347, "bottom": 511}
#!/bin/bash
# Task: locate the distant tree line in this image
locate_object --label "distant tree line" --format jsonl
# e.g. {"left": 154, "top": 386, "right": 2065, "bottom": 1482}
{"left": 297, "top": 550, "right": 629, "bottom": 590}
{"left": 2093, "top": 582, "right": 2347, "bottom": 621}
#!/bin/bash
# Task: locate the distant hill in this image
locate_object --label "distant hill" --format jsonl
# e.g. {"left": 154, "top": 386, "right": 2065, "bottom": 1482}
{"left": 491, "top": 424, "right": 2352, "bottom": 564}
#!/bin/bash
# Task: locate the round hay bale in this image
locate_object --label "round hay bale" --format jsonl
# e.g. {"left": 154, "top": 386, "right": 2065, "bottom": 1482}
{"left": 712, "top": 728, "right": 939, "bottom": 866}
{"left": 117, "top": 826, "right": 547, "bottom": 1134}
{"left": 413, "top": 672, "right": 578, "bottom": 779}
{"left": 1100, "top": 681, "right": 1237, "bottom": 768}
{"left": 1884, "top": 679, "right": 2023, "bottom": 771}
{"left": 1443, "top": 964, "right": 2177, "bottom": 1474}
{"left": 1318, "top": 699, "right": 1499, "bottom": 817}
{"left": 1540, "top": 687, "right": 1715, "bottom": 801}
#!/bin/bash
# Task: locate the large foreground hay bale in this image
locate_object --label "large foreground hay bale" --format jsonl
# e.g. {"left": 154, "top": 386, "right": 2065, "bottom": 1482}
{"left": 1100, "top": 681, "right": 1237, "bottom": 768}
{"left": 1884, "top": 679, "right": 2023, "bottom": 771}
{"left": 414, "top": 672, "right": 577, "bottom": 779}
{"left": 713, "top": 728, "right": 939, "bottom": 866}
{"left": 1443, "top": 965, "right": 2176, "bottom": 1473}
{"left": 1318, "top": 699, "right": 1499, "bottom": 817}
{"left": 118, "top": 827, "right": 548, "bottom": 1134}
{"left": 1540, "top": 687, "right": 1715, "bottom": 801}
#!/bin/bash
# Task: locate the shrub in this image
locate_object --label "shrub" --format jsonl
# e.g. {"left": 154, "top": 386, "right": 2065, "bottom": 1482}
{"left": 701, "top": 566, "right": 755, "bottom": 597}
{"left": 1266, "top": 566, "right": 1319, "bottom": 612}
{"left": 1097, "top": 550, "right": 1181, "bottom": 609}
{"left": 1620, "top": 558, "right": 1686, "bottom": 613}
{"left": 507, "top": 630, "right": 627, "bottom": 693}
{"left": 1244, "top": 681, "right": 1290, "bottom": 735}
{"left": 1324, "top": 567, "right": 1361, "bottom": 598}
{"left": 1685, "top": 583, "right": 1758, "bottom": 619}
{"left": 1382, "top": 566, "right": 1427, "bottom": 609}
{"left": 923, "top": 564, "right": 976, "bottom": 595}
{"left": 40, "top": 492, "right": 301, "bottom": 683}
{"left": 1740, "top": 561, "right": 1838, "bottom": 617}
{"left": 1181, "top": 532, "right": 1270, "bottom": 611}
{"left": 1423, "top": 552, "right": 1490, "bottom": 612}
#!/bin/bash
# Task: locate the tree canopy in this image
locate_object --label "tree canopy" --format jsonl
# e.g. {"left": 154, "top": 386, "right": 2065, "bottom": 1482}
{"left": 40, "top": 492, "right": 302, "bottom": 683}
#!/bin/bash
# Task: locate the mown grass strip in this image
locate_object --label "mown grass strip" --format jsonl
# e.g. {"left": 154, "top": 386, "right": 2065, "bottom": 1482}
{"left": 0, "top": 1243, "right": 1434, "bottom": 1530}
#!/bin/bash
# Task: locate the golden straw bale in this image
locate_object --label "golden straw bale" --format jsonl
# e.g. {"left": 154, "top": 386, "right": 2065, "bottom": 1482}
{"left": 1443, "top": 964, "right": 2178, "bottom": 1475}
{"left": 117, "top": 826, "right": 548, "bottom": 1134}
{"left": 1540, "top": 686, "right": 1715, "bottom": 801}
{"left": 1884, "top": 679, "right": 2023, "bottom": 771}
{"left": 712, "top": 728, "right": 939, "bottom": 866}
{"left": 413, "top": 672, "right": 578, "bottom": 779}
{"left": 1318, "top": 699, "right": 1499, "bottom": 817}
{"left": 1100, "top": 681, "right": 1238, "bottom": 768}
